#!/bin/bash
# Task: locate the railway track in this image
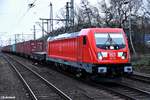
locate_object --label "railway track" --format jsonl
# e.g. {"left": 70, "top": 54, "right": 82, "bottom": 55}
{"left": 3, "top": 54, "right": 72, "bottom": 100}
{"left": 56, "top": 69, "right": 150, "bottom": 100}
{"left": 4, "top": 53, "right": 150, "bottom": 100}
{"left": 6, "top": 54, "right": 124, "bottom": 100}
{"left": 83, "top": 79, "right": 150, "bottom": 100}
{"left": 127, "top": 72, "right": 150, "bottom": 84}
{"left": 109, "top": 82, "right": 150, "bottom": 100}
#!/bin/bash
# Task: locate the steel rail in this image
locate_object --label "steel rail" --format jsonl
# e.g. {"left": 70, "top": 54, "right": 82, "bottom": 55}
{"left": 86, "top": 82, "right": 136, "bottom": 100}
{"left": 127, "top": 72, "right": 150, "bottom": 84}
{"left": 74, "top": 76, "right": 150, "bottom": 100}
{"left": 2, "top": 55, "right": 38, "bottom": 100}
{"left": 114, "top": 81, "right": 150, "bottom": 99}
{"left": 5, "top": 54, "right": 72, "bottom": 100}
{"left": 5, "top": 53, "right": 148, "bottom": 100}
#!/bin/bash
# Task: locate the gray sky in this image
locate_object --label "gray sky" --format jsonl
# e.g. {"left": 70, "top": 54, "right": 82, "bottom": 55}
{"left": 0, "top": 0, "right": 98, "bottom": 45}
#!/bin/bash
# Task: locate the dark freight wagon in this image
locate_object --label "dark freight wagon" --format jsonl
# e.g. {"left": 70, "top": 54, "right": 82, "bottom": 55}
{"left": 1, "top": 45, "right": 12, "bottom": 53}
{"left": 19, "top": 40, "right": 45, "bottom": 58}
{"left": 31, "top": 40, "right": 46, "bottom": 61}
{"left": 16, "top": 42, "right": 24, "bottom": 55}
{"left": 23, "top": 40, "right": 36, "bottom": 57}
{"left": 4, "top": 40, "right": 46, "bottom": 59}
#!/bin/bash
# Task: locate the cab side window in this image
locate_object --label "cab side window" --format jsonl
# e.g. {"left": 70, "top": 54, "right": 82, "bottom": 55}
{"left": 83, "top": 36, "right": 86, "bottom": 45}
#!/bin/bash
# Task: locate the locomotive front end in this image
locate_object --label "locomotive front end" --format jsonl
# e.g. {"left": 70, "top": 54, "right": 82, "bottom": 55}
{"left": 93, "top": 29, "right": 132, "bottom": 77}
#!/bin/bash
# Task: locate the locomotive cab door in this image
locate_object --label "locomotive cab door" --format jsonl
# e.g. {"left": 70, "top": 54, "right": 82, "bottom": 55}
{"left": 77, "top": 36, "right": 83, "bottom": 63}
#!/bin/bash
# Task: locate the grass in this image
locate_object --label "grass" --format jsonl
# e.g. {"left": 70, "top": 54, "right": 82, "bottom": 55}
{"left": 131, "top": 54, "right": 150, "bottom": 74}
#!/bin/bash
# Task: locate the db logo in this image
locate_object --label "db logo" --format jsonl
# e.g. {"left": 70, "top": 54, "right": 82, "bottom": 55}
{"left": 109, "top": 52, "right": 116, "bottom": 58}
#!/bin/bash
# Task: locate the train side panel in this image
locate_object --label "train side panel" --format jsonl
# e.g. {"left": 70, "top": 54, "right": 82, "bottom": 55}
{"left": 48, "top": 38, "right": 77, "bottom": 62}
{"left": 16, "top": 42, "right": 23, "bottom": 55}
{"left": 12, "top": 44, "right": 16, "bottom": 53}
{"left": 81, "top": 30, "right": 96, "bottom": 63}
{"left": 35, "top": 40, "right": 46, "bottom": 52}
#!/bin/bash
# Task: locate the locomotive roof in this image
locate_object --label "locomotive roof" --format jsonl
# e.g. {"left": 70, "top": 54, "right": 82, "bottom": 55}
{"left": 47, "top": 28, "right": 123, "bottom": 41}
{"left": 47, "top": 32, "right": 80, "bottom": 41}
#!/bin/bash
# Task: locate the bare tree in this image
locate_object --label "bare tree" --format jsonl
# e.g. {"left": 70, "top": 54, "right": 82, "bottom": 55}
{"left": 98, "top": 0, "right": 113, "bottom": 27}
{"left": 147, "top": 0, "right": 150, "bottom": 12}
{"left": 98, "top": 0, "right": 143, "bottom": 27}
{"left": 79, "top": 0, "right": 93, "bottom": 27}
{"left": 73, "top": 6, "right": 85, "bottom": 29}
{"left": 90, "top": 6, "right": 102, "bottom": 27}
{"left": 56, "top": 8, "right": 66, "bottom": 27}
{"left": 144, "top": 0, "right": 150, "bottom": 17}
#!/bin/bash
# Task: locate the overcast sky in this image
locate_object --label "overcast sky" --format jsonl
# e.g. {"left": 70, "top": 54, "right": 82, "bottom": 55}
{"left": 0, "top": 0, "right": 99, "bottom": 45}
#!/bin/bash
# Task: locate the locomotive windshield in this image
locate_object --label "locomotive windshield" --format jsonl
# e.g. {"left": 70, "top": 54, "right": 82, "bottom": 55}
{"left": 95, "top": 33, "right": 126, "bottom": 49}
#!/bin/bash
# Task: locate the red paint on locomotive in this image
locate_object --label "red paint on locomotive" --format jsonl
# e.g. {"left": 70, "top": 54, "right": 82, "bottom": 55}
{"left": 47, "top": 28, "right": 132, "bottom": 76}
{"left": 47, "top": 28, "right": 131, "bottom": 64}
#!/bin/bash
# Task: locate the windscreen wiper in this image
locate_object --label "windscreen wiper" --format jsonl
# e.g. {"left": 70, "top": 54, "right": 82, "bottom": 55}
{"left": 104, "top": 33, "right": 117, "bottom": 45}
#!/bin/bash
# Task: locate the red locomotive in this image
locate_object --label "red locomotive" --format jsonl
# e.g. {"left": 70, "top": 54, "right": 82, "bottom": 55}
{"left": 2, "top": 28, "right": 132, "bottom": 79}
{"left": 47, "top": 28, "right": 132, "bottom": 78}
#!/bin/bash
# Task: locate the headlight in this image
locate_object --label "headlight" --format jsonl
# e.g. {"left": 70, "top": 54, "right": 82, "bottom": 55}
{"left": 122, "top": 52, "right": 127, "bottom": 59}
{"left": 98, "top": 52, "right": 103, "bottom": 60}
{"left": 118, "top": 52, "right": 123, "bottom": 57}
{"left": 101, "top": 52, "right": 108, "bottom": 57}
{"left": 118, "top": 52, "right": 127, "bottom": 59}
{"left": 121, "top": 56, "right": 125, "bottom": 59}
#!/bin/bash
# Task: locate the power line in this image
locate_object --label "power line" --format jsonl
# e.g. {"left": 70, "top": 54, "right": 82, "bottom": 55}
{"left": 11, "top": 0, "right": 38, "bottom": 35}
{"left": 18, "top": 0, "right": 38, "bottom": 23}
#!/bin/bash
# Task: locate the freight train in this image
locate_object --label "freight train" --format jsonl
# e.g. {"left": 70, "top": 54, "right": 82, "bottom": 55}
{"left": 2, "top": 28, "right": 133, "bottom": 79}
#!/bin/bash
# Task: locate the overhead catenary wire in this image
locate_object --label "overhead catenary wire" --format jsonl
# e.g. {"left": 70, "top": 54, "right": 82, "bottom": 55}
{"left": 17, "top": 0, "right": 38, "bottom": 24}
{"left": 10, "top": 0, "right": 38, "bottom": 43}
{"left": 6, "top": 0, "right": 39, "bottom": 45}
